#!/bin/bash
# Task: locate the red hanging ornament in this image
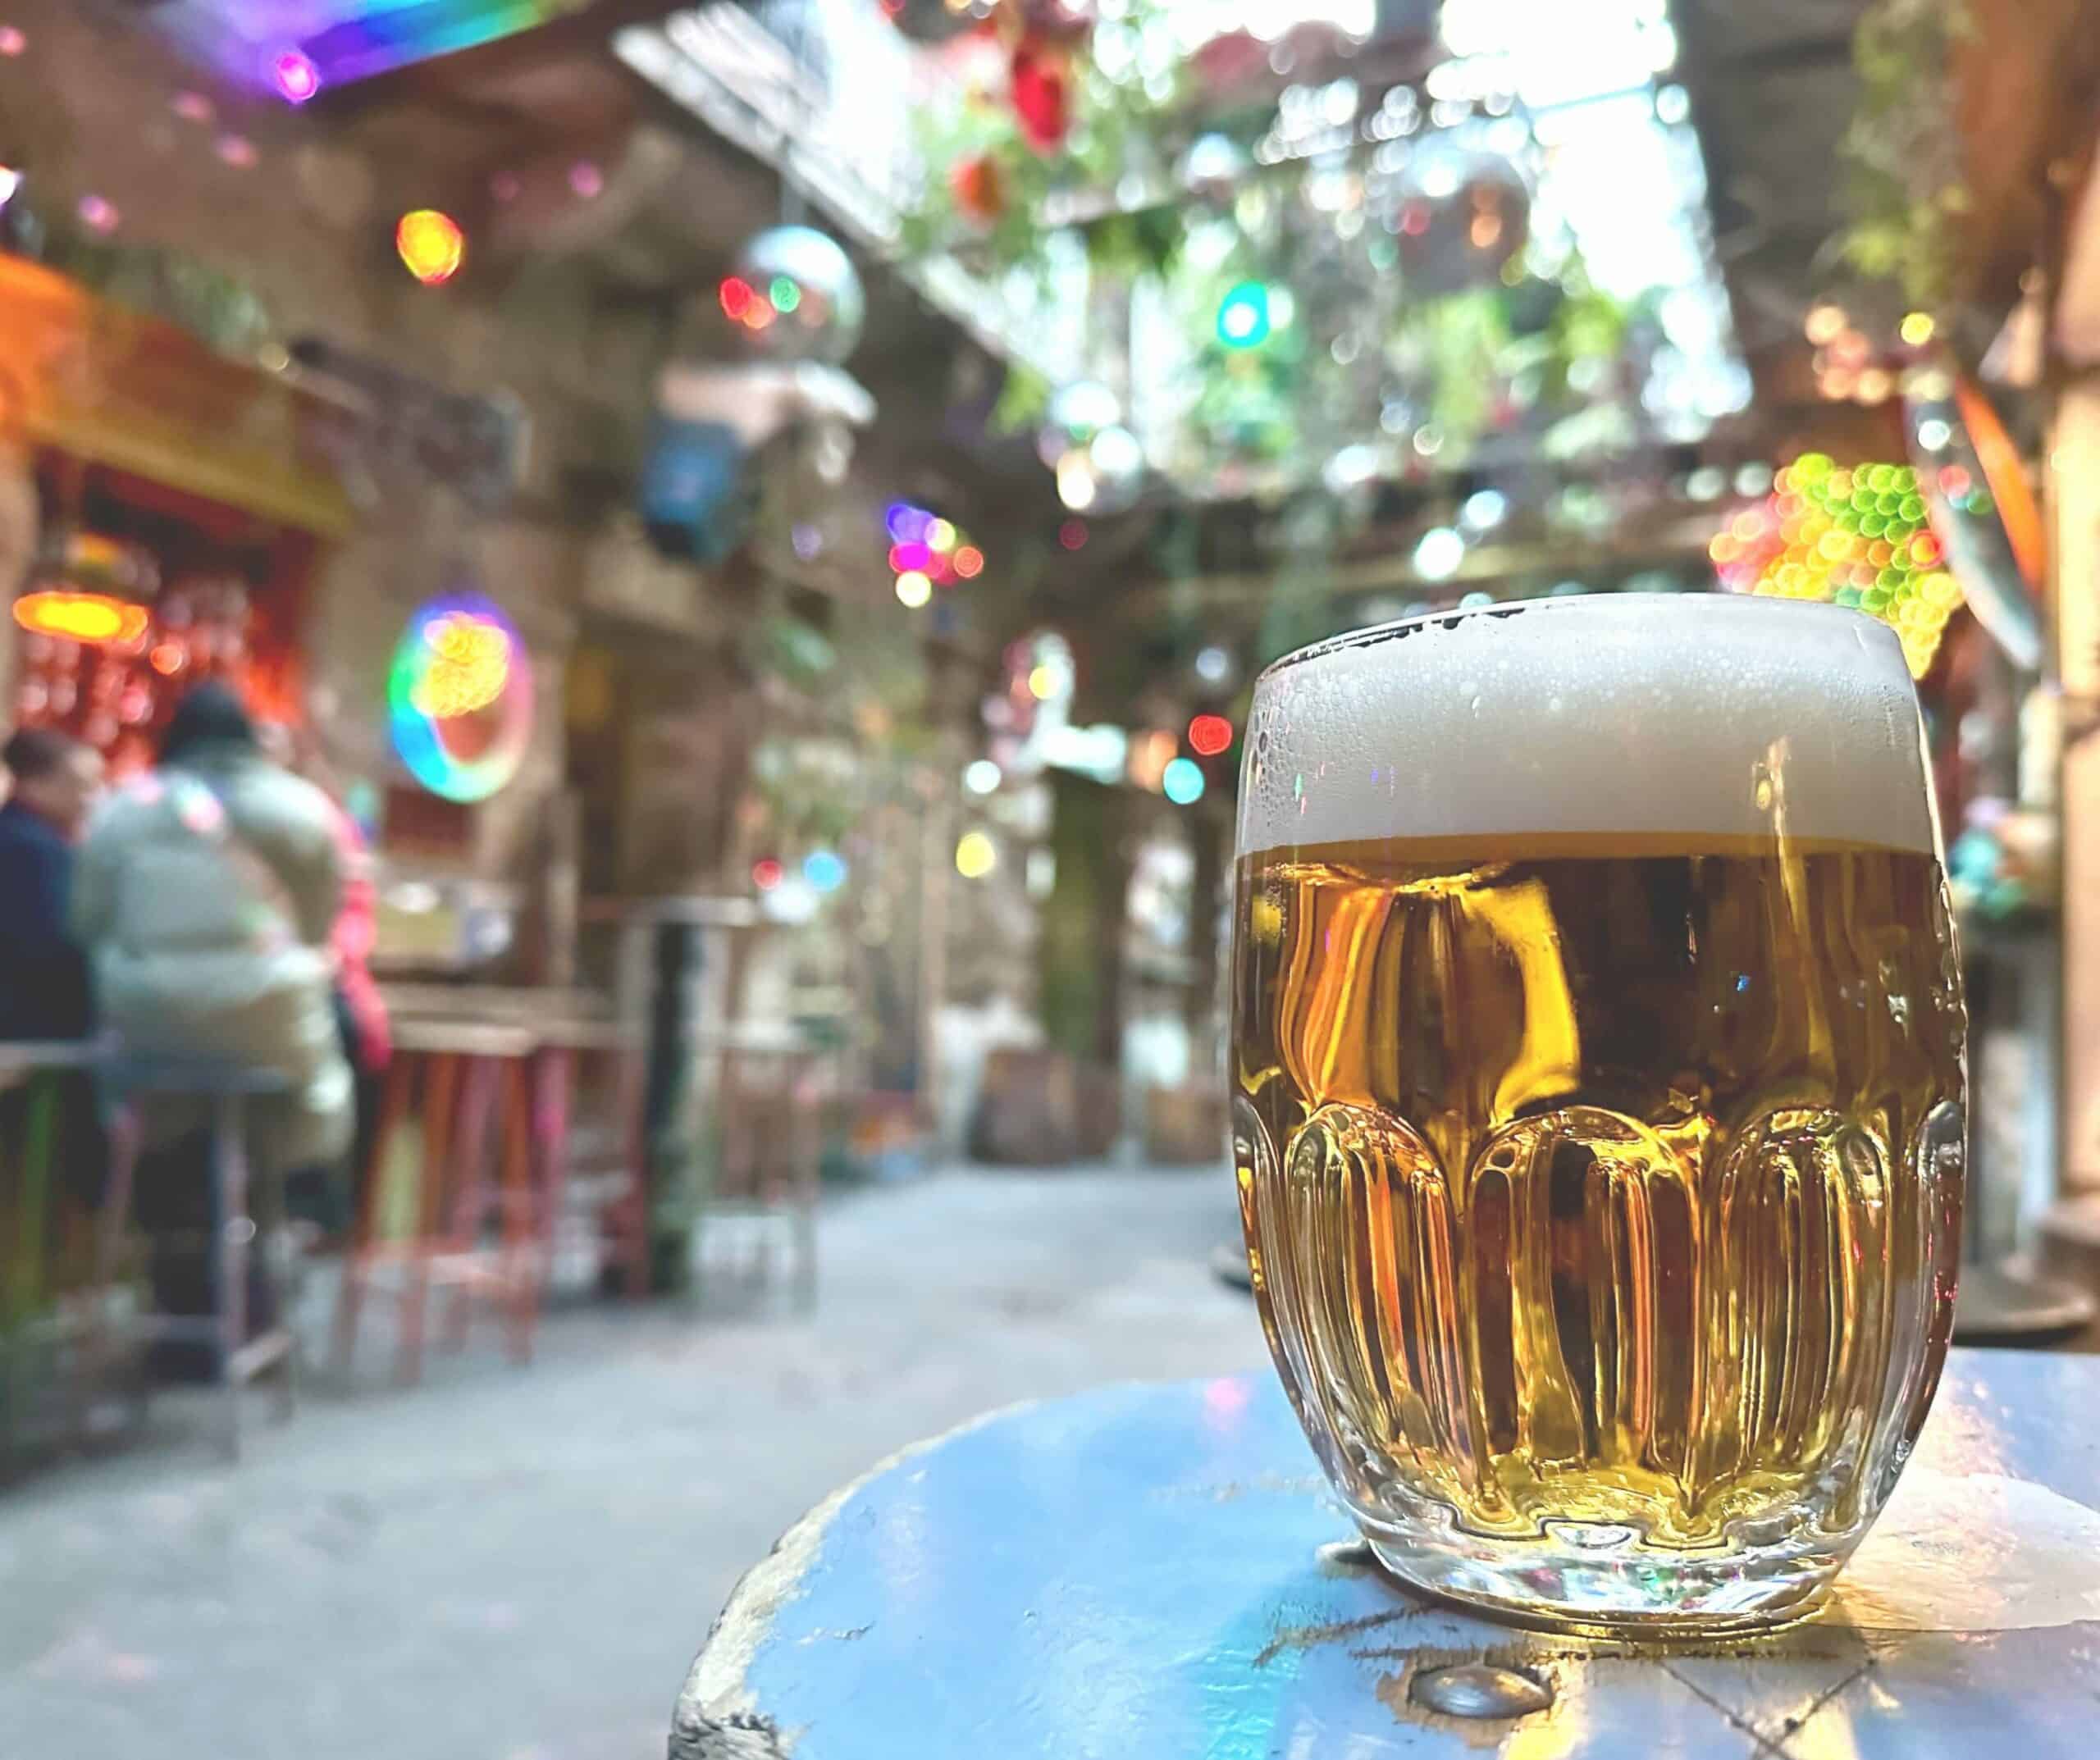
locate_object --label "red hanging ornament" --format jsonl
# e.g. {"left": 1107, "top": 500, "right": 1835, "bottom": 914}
{"left": 1010, "top": 35, "right": 1072, "bottom": 153}
{"left": 949, "top": 153, "right": 1011, "bottom": 228}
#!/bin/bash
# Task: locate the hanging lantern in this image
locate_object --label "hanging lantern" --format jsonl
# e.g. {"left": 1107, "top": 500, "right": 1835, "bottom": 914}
{"left": 1010, "top": 35, "right": 1074, "bottom": 153}
{"left": 949, "top": 153, "right": 1011, "bottom": 229}
{"left": 723, "top": 225, "right": 866, "bottom": 366}
{"left": 1388, "top": 149, "right": 1530, "bottom": 297}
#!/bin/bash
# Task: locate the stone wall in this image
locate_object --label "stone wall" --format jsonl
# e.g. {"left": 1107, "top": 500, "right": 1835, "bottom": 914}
{"left": 0, "top": 2, "right": 692, "bottom": 885}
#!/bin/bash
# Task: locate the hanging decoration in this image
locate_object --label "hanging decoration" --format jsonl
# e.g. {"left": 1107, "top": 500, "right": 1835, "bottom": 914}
{"left": 1008, "top": 34, "right": 1075, "bottom": 153}
{"left": 721, "top": 225, "right": 866, "bottom": 366}
{"left": 1388, "top": 149, "right": 1532, "bottom": 298}
{"left": 1718, "top": 452, "right": 1961, "bottom": 679}
{"left": 1905, "top": 372, "right": 2045, "bottom": 670}
{"left": 389, "top": 592, "right": 534, "bottom": 802}
{"left": 886, "top": 501, "right": 984, "bottom": 607}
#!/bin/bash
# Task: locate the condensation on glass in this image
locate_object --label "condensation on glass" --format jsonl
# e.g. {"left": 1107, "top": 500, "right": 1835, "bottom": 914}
{"left": 1231, "top": 595, "right": 1965, "bottom": 1631}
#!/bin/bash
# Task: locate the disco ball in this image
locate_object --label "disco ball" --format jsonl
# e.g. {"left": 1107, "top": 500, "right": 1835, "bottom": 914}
{"left": 727, "top": 225, "right": 866, "bottom": 366}
{"left": 1388, "top": 150, "right": 1530, "bottom": 297}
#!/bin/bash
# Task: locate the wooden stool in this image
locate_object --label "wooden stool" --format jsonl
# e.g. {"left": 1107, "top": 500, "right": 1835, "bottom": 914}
{"left": 98, "top": 1056, "right": 296, "bottom": 1462}
{"left": 0, "top": 1041, "right": 107, "bottom": 1470}
{"left": 331, "top": 1019, "right": 546, "bottom": 1386}
{"left": 696, "top": 1040, "right": 821, "bottom": 1311}
{"left": 534, "top": 1018, "right": 651, "bottom": 1299}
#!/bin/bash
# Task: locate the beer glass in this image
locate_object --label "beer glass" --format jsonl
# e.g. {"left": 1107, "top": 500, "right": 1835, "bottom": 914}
{"left": 1231, "top": 596, "right": 1965, "bottom": 1630}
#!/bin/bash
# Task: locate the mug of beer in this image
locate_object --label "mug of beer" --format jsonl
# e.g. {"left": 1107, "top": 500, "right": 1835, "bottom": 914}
{"left": 1232, "top": 596, "right": 1965, "bottom": 1630}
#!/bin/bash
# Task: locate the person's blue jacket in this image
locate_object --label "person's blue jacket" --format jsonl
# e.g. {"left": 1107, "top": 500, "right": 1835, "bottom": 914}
{"left": 0, "top": 798, "right": 92, "bottom": 1042}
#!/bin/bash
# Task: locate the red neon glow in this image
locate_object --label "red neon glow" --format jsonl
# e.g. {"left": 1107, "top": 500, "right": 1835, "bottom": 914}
{"left": 751, "top": 858, "right": 785, "bottom": 892}
{"left": 889, "top": 541, "right": 932, "bottom": 574}
{"left": 1187, "top": 714, "right": 1233, "bottom": 757}
{"left": 719, "top": 277, "right": 755, "bottom": 321}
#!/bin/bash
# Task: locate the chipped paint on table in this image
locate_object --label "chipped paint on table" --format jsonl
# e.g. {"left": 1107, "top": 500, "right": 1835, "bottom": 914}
{"left": 672, "top": 1350, "right": 2100, "bottom": 1758}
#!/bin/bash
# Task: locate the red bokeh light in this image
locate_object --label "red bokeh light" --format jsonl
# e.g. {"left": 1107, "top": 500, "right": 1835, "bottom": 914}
{"left": 1188, "top": 714, "right": 1233, "bottom": 757}
{"left": 751, "top": 857, "right": 785, "bottom": 892}
{"left": 719, "top": 276, "right": 755, "bottom": 321}
{"left": 953, "top": 545, "right": 984, "bottom": 578}
{"left": 1058, "top": 520, "right": 1088, "bottom": 551}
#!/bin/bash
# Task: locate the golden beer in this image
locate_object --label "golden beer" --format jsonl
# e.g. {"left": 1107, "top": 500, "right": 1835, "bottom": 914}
{"left": 1232, "top": 599, "right": 1965, "bottom": 1629}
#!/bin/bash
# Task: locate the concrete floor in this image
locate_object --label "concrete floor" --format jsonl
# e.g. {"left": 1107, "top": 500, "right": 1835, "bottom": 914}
{"left": 0, "top": 1168, "right": 1262, "bottom": 1760}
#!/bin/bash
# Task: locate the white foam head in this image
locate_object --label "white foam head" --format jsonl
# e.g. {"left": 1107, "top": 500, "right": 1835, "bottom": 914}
{"left": 1237, "top": 596, "right": 1937, "bottom": 857}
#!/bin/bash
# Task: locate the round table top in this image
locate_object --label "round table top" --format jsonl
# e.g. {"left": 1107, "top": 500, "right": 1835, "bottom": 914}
{"left": 674, "top": 1347, "right": 2100, "bottom": 1759}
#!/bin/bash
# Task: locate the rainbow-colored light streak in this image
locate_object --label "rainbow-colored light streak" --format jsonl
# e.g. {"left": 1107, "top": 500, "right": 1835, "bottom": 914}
{"left": 159, "top": 2, "right": 592, "bottom": 94}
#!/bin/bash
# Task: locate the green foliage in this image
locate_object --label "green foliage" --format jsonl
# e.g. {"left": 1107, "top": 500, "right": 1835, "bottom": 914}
{"left": 897, "top": 2, "right": 1190, "bottom": 280}
{"left": 1839, "top": 0, "right": 1974, "bottom": 309}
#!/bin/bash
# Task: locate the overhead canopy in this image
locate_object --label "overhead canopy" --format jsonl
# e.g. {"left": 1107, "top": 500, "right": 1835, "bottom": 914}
{"left": 0, "top": 258, "right": 359, "bottom": 537}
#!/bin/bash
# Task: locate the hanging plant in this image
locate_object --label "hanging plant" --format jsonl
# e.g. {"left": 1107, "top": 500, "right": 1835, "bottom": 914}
{"left": 1838, "top": 0, "right": 1975, "bottom": 311}
{"left": 897, "top": 0, "right": 1189, "bottom": 278}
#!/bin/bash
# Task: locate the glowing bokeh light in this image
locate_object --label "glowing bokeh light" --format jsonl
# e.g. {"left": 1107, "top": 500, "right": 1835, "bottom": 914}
{"left": 719, "top": 276, "right": 755, "bottom": 321}
{"left": 272, "top": 48, "right": 321, "bottom": 103}
{"left": 1217, "top": 280, "right": 1273, "bottom": 349}
{"left": 769, "top": 276, "right": 801, "bottom": 314}
{"left": 1162, "top": 758, "right": 1207, "bottom": 805}
{"left": 955, "top": 830, "right": 998, "bottom": 879}
{"left": 887, "top": 503, "right": 931, "bottom": 544}
{"left": 12, "top": 591, "right": 148, "bottom": 648}
{"left": 751, "top": 857, "right": 785, "bottom": 891}
{"left": 397, "top": 209, "right": 465, "bottom": 285}
{"left": 926, "top": 519, "right": 957, "bottom": 553}
{"left": 388, "top": 594, "right": 532, "bottom": 802}
{"left": 1058, "top": 520, "right": 1089, "bottom": 551}
{"left": 895, "top": 571, "right": 933, "bottom": 609}
{"left": 802, "top": 850, "right": 847, "bottom": 893}
{"left": 1413, "top": 526, "right": 1467, "bottom": 581}
{"left": 953, "top": 545, "right": 985, "bottom": 579}
{"left": 964, "top": 759, "right": 1002, "bottom": 795}
{"left": 889, "top": 541, "right": 932, "bottom": 574}
{"left": 1900, "top": 311, "right": 1937, "bottom": 347}
{"left": 0, "top": 25, "right": 25, "bottom": 57}
{"left": 149, "top": 641, "right": 187, "bottom": 677}
{"left": 1719, "top": 452, "right": 1959, "bottom": 678}
{"left": 1187, "top": 714, "right": 1233, "bottom": 757}
{"left": 1027, "top": 664, "right": 1057, "bottom": 700}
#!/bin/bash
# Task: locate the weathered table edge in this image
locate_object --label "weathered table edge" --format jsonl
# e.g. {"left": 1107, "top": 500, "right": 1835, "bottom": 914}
{"left": 669, "top": 1397, "right": 1052, "bottom": 1760}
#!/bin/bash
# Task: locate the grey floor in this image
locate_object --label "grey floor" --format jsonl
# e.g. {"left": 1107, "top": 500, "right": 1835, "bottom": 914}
{"left": 0, "top": 1167, "right": 1262, "bottom": 1760}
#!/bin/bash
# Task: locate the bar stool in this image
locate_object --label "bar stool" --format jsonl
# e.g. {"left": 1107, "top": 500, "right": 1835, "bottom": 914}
{"left": 98, "top": 1055, "right": 296, "bottom": 1462}
{"left": 533, "top": 1017, "right": 651, "bottom": 1299}
{"left": 0, "top": 1040, "right": 108, "bottom": 1470}
{"left": 332, "top": 1018, "right": 546, "bottom": 1386}
{"left": 696, "top": 1040, "right": 821, "bottom": 1311}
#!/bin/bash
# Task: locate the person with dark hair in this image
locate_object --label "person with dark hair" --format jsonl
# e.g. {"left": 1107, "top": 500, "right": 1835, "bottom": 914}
{"left": 0, "top": 726, "right": 102, "bottom": 1042}
{"left": 73, "top": 684, "right": 349, "bottom": 1377}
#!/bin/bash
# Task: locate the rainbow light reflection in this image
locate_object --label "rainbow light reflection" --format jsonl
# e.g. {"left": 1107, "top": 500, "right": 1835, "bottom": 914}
{"left": 389, "top": 593, "right": 533, "bottom": 802}
{"left": 158, "top": 2, "right": 591, "bottom": 94}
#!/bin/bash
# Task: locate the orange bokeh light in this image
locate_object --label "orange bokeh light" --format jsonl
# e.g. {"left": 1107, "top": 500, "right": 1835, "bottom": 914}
{"left": 397, "top": 209, "right": 465, "bottom": 285}
{"left": 13, "top": 591, "right": 149, "bottom": 648}
{"left": 1188, "top": 714, "right": 1234, "bottom": 757}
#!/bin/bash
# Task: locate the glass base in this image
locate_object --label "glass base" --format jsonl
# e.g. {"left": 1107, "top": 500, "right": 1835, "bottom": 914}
{"left": 1363, "top": 1523, "right": 1836, "bottom": 1638}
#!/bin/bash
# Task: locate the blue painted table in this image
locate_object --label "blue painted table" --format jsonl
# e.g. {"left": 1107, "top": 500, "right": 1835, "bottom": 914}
{"left": 673, "top": 1348, "right": 2100, "bottom": 1758}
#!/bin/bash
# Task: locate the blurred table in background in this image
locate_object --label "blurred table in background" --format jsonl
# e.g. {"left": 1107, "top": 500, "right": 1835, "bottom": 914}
{"left": 674, "top": 1351, "right": 2100, "bottom": 1759}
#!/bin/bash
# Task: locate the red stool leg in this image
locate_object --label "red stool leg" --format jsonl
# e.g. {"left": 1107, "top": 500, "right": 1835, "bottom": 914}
{"left": 614, "top": 1046, "right": 651, "bottom": 1297}
{"left": 395, "top": 1051, "right": 459, "bottom": 1387}
{"left": 333, "top": 1054, "right": 416, "bottom": 1378}
{"left": 500, "top": 1058, "right": 541, "bottom": 1364}
{"left": 441, "top": 1054, "right": 504, "bottom": 1352}
{"left": 533, "top": 1046, "right": 573, "bottom": 1296}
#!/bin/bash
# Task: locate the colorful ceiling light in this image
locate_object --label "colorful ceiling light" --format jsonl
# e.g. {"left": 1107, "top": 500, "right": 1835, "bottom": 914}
{"left": 397, "top": 208, "right": 465, "bottom": 285}
{"left": 883, "top": 502, "right": 982, "bottom": 602}
{"left": 389, "top": 593, "right": 533, "bottom": 802}
{"left": 158, "top": 3, "right": 590, "bottom": 96}
{"left": 12, "top": 591, "right": 150, "bottom": 648}
{"left": 1718, "top": 453, "right": 1961, "bottom": 679}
